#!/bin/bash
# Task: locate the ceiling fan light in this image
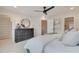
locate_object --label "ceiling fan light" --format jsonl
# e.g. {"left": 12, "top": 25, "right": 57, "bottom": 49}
{"left": 70, "top": 7, "right": 74, "bottom": 10}
{"left": 41, "top": 15, "right": 46, "bottom": 20}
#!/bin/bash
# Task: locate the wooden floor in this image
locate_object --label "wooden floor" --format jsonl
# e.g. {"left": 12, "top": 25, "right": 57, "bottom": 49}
{"left": 0, "top": 38, "right": 27, "bottom": 53}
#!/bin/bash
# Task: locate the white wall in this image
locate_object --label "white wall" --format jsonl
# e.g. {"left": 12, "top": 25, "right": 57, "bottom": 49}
{"left": 32, "top": 17, "right": 41, "bottom": 36}
{"left": 0, "top": 10, "right": 42, "bottom": 42}
{"left": 47, "top": 19, "right": 54, "bottom": 33}
{"left": 0, "top": 10, "right": 33, "bottom": 42}
{"left": 56, "top": 12, "right": 79, "bottom": 33}
{"left": 0, "top": 9, "right": 79, "bottom": 43}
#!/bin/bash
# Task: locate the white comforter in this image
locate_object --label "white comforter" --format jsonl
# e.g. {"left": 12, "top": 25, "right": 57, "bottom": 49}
{"left": 24, "top": 34, "right": 79, "bottom": 53}
{"left": 45, "top": 39, "right": 79, "bottom": 53}
{"left": 24, "top": 34, "right": 60, "bottom": 53}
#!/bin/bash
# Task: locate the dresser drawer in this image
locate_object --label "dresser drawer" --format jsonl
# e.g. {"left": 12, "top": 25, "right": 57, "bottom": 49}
{"left": 15, "top": 28, "right": 34, "bottom": 43}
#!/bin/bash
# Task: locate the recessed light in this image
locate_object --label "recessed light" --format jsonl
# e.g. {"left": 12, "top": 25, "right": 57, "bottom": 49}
{"left": 70, "top": 7, "right": 74, "bottom": 10}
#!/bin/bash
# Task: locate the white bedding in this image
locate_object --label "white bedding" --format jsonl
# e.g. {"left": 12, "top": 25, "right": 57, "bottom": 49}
{"left": 24, "top": 33, "right": 79, "bottom": 53}
{"left": 45, "top": 39, "right": 79, "bottom": 53}
{"left": 24, "top": 34, "right": 61, "bottom": 53}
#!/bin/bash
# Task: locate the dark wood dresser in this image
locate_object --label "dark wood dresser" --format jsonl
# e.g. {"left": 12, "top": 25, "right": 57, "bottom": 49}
{"left": 15, "top": 28, "right": 34, "bottom": 43}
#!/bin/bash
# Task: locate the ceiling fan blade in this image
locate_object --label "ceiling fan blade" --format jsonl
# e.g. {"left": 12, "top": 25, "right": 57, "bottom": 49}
{"left": 34, "top": 6, "right": 54, "bottom": 15}
{"left": 45, "top": 6, "right": 55, "bottom": 11}
{"left": 34, "top": 10, "right": 43, "bottom": 12}
{"left": 43, "top": 11, "right": 47, "bottom": 15}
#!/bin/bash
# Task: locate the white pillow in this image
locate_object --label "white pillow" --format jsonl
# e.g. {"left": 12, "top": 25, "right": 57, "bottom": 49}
{"left": 62, "top": 31, "right": 79, "bottom": 46}
{"left": 59, "top": 29, "right": 76, "bottom": 41}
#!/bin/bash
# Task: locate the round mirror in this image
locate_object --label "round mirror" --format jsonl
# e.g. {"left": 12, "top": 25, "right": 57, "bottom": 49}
{"left": 21, "top": 18, "right": 30, "bottom": 28}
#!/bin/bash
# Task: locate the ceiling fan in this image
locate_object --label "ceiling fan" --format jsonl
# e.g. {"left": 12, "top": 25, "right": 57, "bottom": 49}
{"left": 34, "top": 6, "right": 55, "bottom": 15}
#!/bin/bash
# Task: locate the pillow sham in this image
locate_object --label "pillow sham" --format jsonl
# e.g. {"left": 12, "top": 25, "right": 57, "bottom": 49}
{"left": 62, "top": 31, "right": 79, "bottom": 46}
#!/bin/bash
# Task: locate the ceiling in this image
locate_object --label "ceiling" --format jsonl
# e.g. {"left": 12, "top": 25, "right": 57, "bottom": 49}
{"left": 0, "top": 6, "right": 79, "bottom": 17}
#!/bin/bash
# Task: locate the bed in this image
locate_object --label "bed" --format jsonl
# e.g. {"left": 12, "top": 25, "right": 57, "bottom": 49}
{"left": 24, "top": 34, "right": 61, "bottom": 53}
{"left": 24, "top": 29, "right": 79, "bottom": 53}
{"left": 45, "top": 39, "right": 79, "bottom": 53}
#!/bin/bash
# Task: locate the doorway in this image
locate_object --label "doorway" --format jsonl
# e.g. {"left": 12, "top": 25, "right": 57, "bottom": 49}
{"left": 41, "top": 20, "right": 47, "bottom": 35}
